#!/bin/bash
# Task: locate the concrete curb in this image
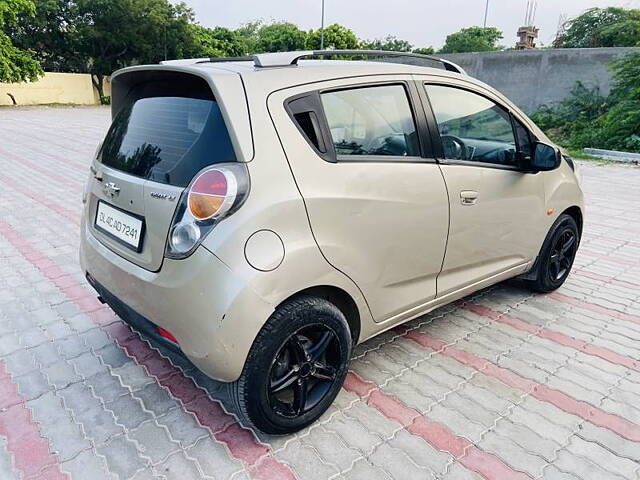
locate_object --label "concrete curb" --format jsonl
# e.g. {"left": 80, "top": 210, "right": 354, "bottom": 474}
{"left": 583, "top": 148, "right": 640, "bottom": 164}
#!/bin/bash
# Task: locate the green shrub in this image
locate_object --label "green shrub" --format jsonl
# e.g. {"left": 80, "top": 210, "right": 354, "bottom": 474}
{"left": 532, "top": 52, "right": 640, "bottom": 153}
{"left": 100, "top": 95, "right": 111, "bottom": 105}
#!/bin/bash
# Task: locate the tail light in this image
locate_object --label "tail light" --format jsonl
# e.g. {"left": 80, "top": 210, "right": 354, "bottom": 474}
{"left": 166, "top": 163, "right": 249, "bottom": 259}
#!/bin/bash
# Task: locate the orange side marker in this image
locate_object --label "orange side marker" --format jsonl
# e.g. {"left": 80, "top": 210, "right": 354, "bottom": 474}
{"left": 547, "top": 208, "right": 554, "bottom": 216}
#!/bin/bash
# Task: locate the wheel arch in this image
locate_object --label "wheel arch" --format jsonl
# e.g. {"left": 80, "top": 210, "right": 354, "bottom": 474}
{"left": 562, "top": 205, "right": 583, "bottom": 237}
{"left": 522, "top": 207, "right": 582, "bottom": 281}
{"left": 280, "top": 285, "right": 361, "bottom": 345}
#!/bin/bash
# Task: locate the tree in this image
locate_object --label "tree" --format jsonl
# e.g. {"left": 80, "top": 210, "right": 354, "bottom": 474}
{"left": 75, "top": 0, "right": 194, "bottom": 98}
{"left": 439, "top": 26, "right": 503, "bottom": 53}
{"left": 412, "top": 47, "right": 436, "bottom": 55}
{"left": 0, "top": 0, "right": 43, "bottom": 83}
{"left": 16, "top": 0, "right": 194, "bottom": 98}
{"left": 554, "top": 7, "right": 640, "bottom": 48}
{"left": 362, "top": 35, "right": 413, "bottom": 52}
{"left": 307, "top": 23, "right": 358, "bottom": 50}
{"left": 591, "top": 53, "right": 640, "bottom": 151}
{"left": 144, "top": 0, "right": 194, "bottom": 62}
{"left": 531, "top": 53, "right": 640, "bottom": 153}
{"left": 255, "top": 22, "right": 307, "bottom": 53}
{"left": 234, "top": 20, "right": 261, "bottom": 55}
{"left": 183, "top": 24, "right": 244, "bottom": 58}
{"left": 9, "top": 0, "right": 80, "bottom": 72}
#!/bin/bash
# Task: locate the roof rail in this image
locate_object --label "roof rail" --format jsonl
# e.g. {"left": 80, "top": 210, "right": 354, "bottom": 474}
{"left": 252, "top": 50, "right": 467, "bottom": 75}
{"left": 201, "top": 56, "right": 253, "bottom": 63}
{"left": 160, "top": 58, "right": 211, "bottom": 66}
{"left": 160, "top": 56, "right": 253, "bottom": 66}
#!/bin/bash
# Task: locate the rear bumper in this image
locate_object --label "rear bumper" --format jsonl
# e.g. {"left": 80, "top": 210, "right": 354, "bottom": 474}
{"left": 87, "top": 274, "right": 184, "bottom": 353}
{"left": 80, "top": 221, "right": 274, "bottom": 382}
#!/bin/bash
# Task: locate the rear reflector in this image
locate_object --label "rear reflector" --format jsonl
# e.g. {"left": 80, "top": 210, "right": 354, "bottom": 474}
{"left": 157, "top": 327, "right": 178, "bottom": 343}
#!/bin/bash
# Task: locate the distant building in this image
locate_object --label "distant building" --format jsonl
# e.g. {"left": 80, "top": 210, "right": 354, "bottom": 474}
{"left": 516, "top": 25, "right": 539, "bottom": 50}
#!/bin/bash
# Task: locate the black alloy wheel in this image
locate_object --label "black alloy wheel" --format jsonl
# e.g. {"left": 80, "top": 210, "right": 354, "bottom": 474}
{"left": 232, "top": 296, "right": 352, "bottom": 435}
{"left": 528, "top": 213, "right": 580, "bottom": 293}
{"left": 268, "top": 326, "right": 340, "bottom": 418}
{"left": 548, "top": 228, "right": 578, "bottom": 282}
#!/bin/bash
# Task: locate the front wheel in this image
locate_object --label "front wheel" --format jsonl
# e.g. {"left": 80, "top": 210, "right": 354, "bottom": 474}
{"left": 527, "top": 213, "right": 580, "bottom": 293}
{"left": 231, "top": 295, "right": 352, "bottom": 435}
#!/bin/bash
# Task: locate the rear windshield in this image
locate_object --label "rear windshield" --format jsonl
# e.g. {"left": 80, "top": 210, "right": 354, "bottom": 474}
{"left": 99, "top": 78, "right": 236, "bottom": 187}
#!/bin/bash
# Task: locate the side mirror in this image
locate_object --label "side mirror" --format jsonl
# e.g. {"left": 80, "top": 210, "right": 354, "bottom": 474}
{"left": 530, "top": 142, "right": 561, "bottom": 171}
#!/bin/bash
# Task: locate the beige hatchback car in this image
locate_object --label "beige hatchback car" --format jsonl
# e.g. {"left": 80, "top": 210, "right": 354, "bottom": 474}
{"left": 81, "top": 50, "right": 584, "bottom": 434}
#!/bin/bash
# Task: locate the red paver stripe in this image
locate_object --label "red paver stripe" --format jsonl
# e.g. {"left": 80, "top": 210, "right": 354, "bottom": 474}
{"left": 0, "top": 147, "right": 81, "bottom": 189}
{"left": 402, "top": 330, "right": 640, "bottom": 443}
{"left": 0, "top": 174, "right": 80, "bottom": 225}
{"left": 573, "top": 270, "right": 640, "bottom": 290}
{"left": 105, "top": 325, "right": 294, "bottom": 479}
{"left": 0, "top": 363, "right": 68, "bottom": 480}
{"left": 548, "top": 292, "right": 640, "bottom": 326}
{"left": 13, "top": 142, "right": 88, "bottom": 171}
{"left": 588, "top": 221, "right": 640, "bottom": 237}
{"left": 579, "top": 250, "right": 638, "bottom": 266}
{"left": 465, "top": 303, "right": 640, "bottom": 372}
{"left": 344, "top": 372, "right": 531, "bottom": 480}
{"left": 0, "top": 220, "right": 296, "bottom": 480}
{"left": 1, "top": 125, "right": 96, "bottom": 162}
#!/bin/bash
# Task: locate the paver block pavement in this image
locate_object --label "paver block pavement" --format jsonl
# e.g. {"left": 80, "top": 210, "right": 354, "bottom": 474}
{"left": 0, "top": 106, "right": 640, "bottom": 479}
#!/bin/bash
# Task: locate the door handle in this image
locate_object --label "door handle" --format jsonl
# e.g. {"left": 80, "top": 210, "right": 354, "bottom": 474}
{"left": 460, "top": 190, "right": 478, "bottom": 206}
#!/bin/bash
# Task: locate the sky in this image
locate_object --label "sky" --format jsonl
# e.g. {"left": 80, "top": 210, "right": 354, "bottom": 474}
{"left": 179, "top": 0, "right": 640, "bottom": 49}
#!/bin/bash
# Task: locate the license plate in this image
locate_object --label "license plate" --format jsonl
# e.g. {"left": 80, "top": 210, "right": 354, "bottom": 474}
{"left": 95, "top": 201, "right": 144, "bottom": 252}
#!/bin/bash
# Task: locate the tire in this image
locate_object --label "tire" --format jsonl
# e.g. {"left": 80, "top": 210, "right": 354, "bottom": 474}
{"left": 527, "top": 213, "right": 580, "bottom": 293}
{"left": 231, "top": 295, "right": 352, "bottom": 435}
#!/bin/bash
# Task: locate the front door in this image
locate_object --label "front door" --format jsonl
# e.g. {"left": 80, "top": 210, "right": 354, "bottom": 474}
{"left": 421, "top": 82, "right": 546, "bottom": 295}
{"left": 269, "top": 77, "right": 449, "bottom": 322}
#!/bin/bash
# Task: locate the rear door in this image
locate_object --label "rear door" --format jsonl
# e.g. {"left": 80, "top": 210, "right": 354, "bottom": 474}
{"left": 419, "top": 80, "right": 546, "bottom": 295}
{"left": 86, "top": 72, "right": 237, "bottom": 271}
{"left": 269, "top": 76, "right": 449, "bottom": 322}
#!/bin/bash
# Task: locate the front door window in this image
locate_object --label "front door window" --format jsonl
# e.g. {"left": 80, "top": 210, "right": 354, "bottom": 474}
{"left": 425, "top": 85, "right": 518, "bottom": 166}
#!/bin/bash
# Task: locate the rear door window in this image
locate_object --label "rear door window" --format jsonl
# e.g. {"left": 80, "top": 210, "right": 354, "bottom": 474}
{"left": 99, "top": 80, "right": 236, "bottom": 187}
{"left": 320, "top": 84, "right": 420, "bottom": 159}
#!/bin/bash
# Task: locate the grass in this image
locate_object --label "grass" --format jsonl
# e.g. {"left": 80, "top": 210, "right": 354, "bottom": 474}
{"left": 560, "top": 146, "right": 616, "bottom": 166}
{"left": 0, "top": 102, "right": 107, "bottom": 108}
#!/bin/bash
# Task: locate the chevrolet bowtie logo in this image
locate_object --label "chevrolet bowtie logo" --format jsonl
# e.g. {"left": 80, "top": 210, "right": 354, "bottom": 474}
{"left": 103, "top": 182, "right": 120, "bottom": 198}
